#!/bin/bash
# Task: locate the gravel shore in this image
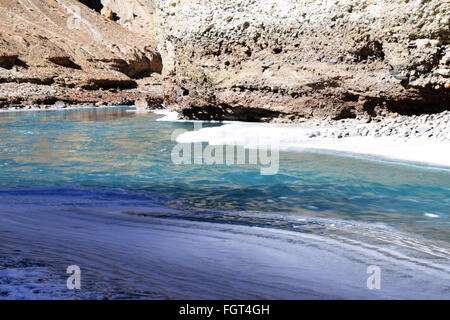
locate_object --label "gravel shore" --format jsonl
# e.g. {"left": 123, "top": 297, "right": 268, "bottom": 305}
{"left": 0, "top": 80, "right": 163, "bottom": 110}
{"left": 175, "top": 110, "right": 450, "bottom": 168}
{"left": 284, "top": 111, "right": 450, "bottom": 142}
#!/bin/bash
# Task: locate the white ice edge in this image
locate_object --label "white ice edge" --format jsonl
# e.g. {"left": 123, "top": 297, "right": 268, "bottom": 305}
{"left": 153, "top": 109, "right": 232, "bottom": 123}
{"left": 175, "top": 122, "right": 450, "bottom": 169}
{"left": 153, "top": 109, "right": 180, "bottom": 121}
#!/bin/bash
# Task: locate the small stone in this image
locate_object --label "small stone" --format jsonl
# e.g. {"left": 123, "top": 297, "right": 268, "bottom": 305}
{"left": 415, "top": 39, "right": 430, "bottom": 48}
{"left": 101, "top": 7, "right": 114, "bottom": 20}
{"left": 416, "top": 125, "right": 431, "bottom": 134}
{"left": 434, "top": 69, "right": 450, "bottom": 77}
{"left": 54, "top": 101, "right": 66, "bottom": 108}
{"left": 397, "top": 116, "right": 407, "bottom": 123}
{"left": 429, "top": 39, "right": 439, "bottom": 46}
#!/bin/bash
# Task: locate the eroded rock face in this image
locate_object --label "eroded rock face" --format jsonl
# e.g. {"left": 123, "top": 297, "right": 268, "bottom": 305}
{"left": 155, "top": 0, "right": 450, "bottom": 121}
{"left": 0, "top": 0, "right": 161, "bottom": 90}
{"left": 101, "top": 0, "right": 157, "bottom": 35}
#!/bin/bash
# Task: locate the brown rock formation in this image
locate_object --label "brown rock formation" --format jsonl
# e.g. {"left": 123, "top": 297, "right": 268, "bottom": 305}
{"left": 2, "top": 0, "right": 449, "bottom": 121}
{"left": 100, "top": 6, "right": 115, "bottom": 20}
{"left": 155, "top": 0, "right": 450, "bottom": 122}
{"left": 0, "top": 0, "right": 162, "bottom": 108}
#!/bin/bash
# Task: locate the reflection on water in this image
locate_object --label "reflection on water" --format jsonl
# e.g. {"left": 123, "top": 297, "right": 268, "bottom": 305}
{"left": 62, "top": 108, "right": 137, "bottom": 122}
{"left": 0, "top": 106, "right": 449, "bottom": 241}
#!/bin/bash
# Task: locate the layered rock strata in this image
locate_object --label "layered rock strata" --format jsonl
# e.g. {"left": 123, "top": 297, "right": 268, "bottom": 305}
{"left": 0, "top": 0, "right": 162, "bottom": 108}
{"left": 155, "top": 0, "right": 450, "bottom": 122}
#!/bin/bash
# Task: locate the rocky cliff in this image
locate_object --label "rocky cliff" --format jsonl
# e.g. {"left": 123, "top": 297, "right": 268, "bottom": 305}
{"left": 1, "top": 0, "right": 449, "bottom": 117}
{"left": 0, "top": 0, "right": 162, "bottom": 108}
{"left": 155, "top": 0, "right": 450, "bottom": 121}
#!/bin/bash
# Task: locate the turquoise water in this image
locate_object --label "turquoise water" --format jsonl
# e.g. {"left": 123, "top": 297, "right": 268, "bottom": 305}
{"left": 0, "top": 107, "right": 449, "bottom": 241}
{"left": 1, "top": 106, "right": 449, "bottom": 299}
{"left": 0, "top": 108, "right": 450, "bottom": 241}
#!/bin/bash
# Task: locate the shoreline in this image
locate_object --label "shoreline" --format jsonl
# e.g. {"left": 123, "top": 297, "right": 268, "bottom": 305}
{"left": 0, "top": 104, "right": 134, "bottom": 113}
{"left": 0, "top": 80, "right": 163, "bottom": 111}
{"left": 1, "top": 105, "right": 449, "bottom": 169}
{"left": 173, "top": 111, "right": 450, "bottom": 169}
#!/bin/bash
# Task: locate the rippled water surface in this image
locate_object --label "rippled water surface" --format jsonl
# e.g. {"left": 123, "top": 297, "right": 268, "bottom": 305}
{"left": 1, "top": 107, "right": 449, "bottom": 239}
{"left": 0, "top": 107, "right": 449, "bottom": 299}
